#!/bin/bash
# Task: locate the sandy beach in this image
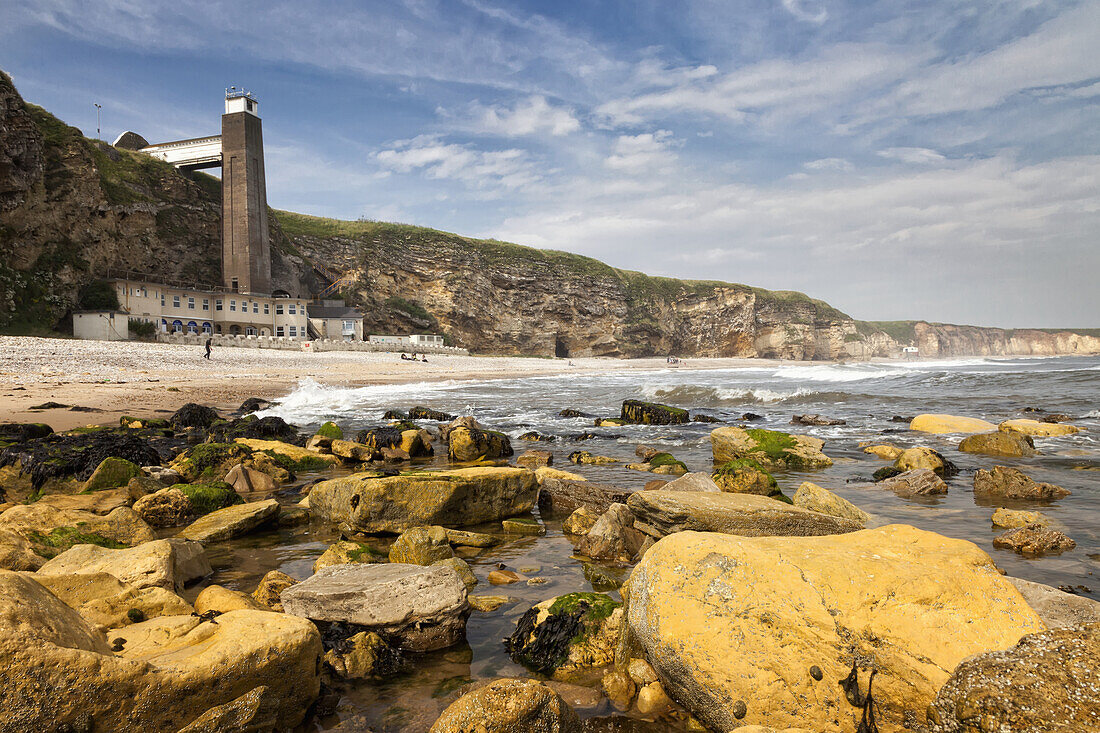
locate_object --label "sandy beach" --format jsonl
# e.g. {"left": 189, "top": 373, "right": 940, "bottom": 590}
{"left": 0, "top": 336, "right": 779, "bottom": 430}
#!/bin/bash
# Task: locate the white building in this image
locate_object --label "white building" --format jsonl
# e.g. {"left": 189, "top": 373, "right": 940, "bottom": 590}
{"left": 307, "top": 300, "right": 364, "bottom": 341}
{"left": 368, "top": 333, "right": 445, "bottom": 346}
{"left": 73, "top": 311, "right": 130, "bottom": 341}
{"left": 110, "top": 277, "right": 309, "bottom": 339}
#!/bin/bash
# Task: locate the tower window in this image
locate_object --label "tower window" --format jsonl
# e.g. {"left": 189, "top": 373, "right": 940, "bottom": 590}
{"left": 231, "top": 278, "right": 239, "bottom": 292}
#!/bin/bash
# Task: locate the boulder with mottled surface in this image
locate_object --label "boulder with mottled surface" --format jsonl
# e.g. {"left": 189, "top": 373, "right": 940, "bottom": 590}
{"left": 621, "top": 525, "right": 1045, "bottom": 732}
{"left": 429, "top": 678, "right": 581, "bottom": 733}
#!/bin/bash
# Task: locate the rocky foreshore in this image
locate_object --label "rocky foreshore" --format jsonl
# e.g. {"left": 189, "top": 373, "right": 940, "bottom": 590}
{"left": 0, "top": 398, "right": 1096, "bottom": 732}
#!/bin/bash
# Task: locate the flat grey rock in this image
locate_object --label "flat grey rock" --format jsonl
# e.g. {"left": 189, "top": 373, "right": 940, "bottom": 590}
{"left": 660, "top": 472, "right": 721, "bottom": 493}
{"left": 627, "top": 490, "right": 861, "bottom": 539}
{"left": 281, "top": 563, "right": 469, "bottom": 652}
{"left": 1007, "top": 576, "right": 1100, "bottom": 628}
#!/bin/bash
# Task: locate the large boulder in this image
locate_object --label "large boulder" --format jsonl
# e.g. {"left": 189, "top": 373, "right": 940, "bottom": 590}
{"left": 0, "top": 503, "right": 156, "bottom": 557}
{"left": 710, "top": 427, "right": 832, "bottom": 470}
{"left": 537, "top": 477, "right": 629, "bottom": 516}
{"left": 389, "top": 526, "right": 454, "bottom": 564}
{"left": 893, "top": 446, "right": 955, "bottom": 475}
{"left": 0, "top": 571, "right": 321, "bottom": 731}
{"left": 430, "top": 678, "right": 581, "bottom": 733}
{"left": 958, "top": 431, "right": 1036, "bottom": 458}
{"left": 234, "top": 438, "right": 338, "bottom": 469}
{"left": 622, "top": 525, "right": 1045, "bottom": 732}
{"left": 973, "top": 466, "right": 1070, "bottom": 500}
{"left": 37, "top": 538, "right": 211, "bottom": 592}
{"left": 998, "top": 419, "right": 1081, "bottom": 437}
{"left": 176, "top": 499, "right": 279, "bottom": 544}
{"left": 992, "top": 524, "right": 1076, "bottom": 555}
{"left": 82, "top": 457, "right": 142, "bottom": 493}
{"left": 792, "top": 482, "right": 869, "bottom": 524}
{"left": 33, "top": 571, "right": 193, "bottom": 630}
{"left": 711, "top": 459, "right": 780, "bottom": 496}
{"left": 281, "top": 563, "right": 470, "bottom": 652}
{"left": 307, "top": 467, "right": 537, "bottom": 533}
{"left": 169, "top": 443, "right": 254, "bottom": 483}
{"left": 448, "top": 426, "right": 513, "bottom": 462}
{"left": 507, "top": 592, "right": 623, "bottom": 678}
{"left": 132, "top": 486, "right": 193, "bottom": 527}
{"left": 626, "top": 490, "right": 861, "bottom": 539}
{"left": 1005, "top": 577, "right": 1100, "bottom": 628}
{"left": 909, "top": 414, "right": 997, "bottom": 434}
{"left": 572, "top": 503, "right": 647, "bottom": 563}
{"left": 34, "top": 485, "right": 142, "bottom": 515}
{"left": 928, "top": 623, "right": 1100, "bottom": 732}
{"left": 312, "top": 540, "right": 387, "bottom": 572}
{"left": 878, "top": 468, "right": 949, "bottom": 498}
{"left": 620, "top": 400, "right": 688, "bottom": 425}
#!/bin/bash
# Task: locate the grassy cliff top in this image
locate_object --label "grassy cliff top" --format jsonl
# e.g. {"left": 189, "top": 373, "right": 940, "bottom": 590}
{"left": 272, "top": 210, "right": 849, "bottom": 318}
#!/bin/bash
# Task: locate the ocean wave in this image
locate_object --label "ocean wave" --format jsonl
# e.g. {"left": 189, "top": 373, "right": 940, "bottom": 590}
{"left": 255, "top": 377, "right": 464, "bottom": 424}
{"left": 768, "top": 364, "right": 910, "bottom": 382}
{"left": 639, "top": 383, "right": 820, "bottom": 404}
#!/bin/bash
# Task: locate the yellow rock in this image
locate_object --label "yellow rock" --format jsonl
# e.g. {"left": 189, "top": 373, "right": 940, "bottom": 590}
{"left": 862, "top": 444, "right": 902, "bottom": 460}
{"left": 622, "top": 525, "right": 1044, "bottom": 732}
{"left": 0, "top": 572, "right": 322, "bottom": 730}
{"left": 710, "top": 427, "right": 832, "bottom": 470}
{"left": 998, "top": 419, "right": 1082, "bottom": 437}
{"left": 535, "top": 467, "right": 586, "bottom": 484}
{"left": 308, "top": 466, "right": 538, "bottom": 533}
{"left": 909, "top": 414, "right": 996, "bottom": 434}
{"left": 234, "top": 439, "right": 339, "bottom": 466}
{"left": 894, "top": 446, "right": 949, "bottom": 473}
{"left": 194, "top": 584, "right": 267, "bottom": 614}
{"left": 32, "top": 572, "right": 193, "bottom": 630}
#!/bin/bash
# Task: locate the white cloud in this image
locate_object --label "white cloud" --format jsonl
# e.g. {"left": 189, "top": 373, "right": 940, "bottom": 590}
{"left": 596, "top": 43, "right": 925, "bottom": 126}
{"left": 463, "top": 96, "right": 580, "bottom": 137}
{"left": 876, "top": 147, "right": 947, "bottom": 164}
{"left": 804, "top": 157, "right": 853, "bottom": 171}
{"left": 780, "top": 0, "right": 828, "bottom": 25}
{"left": 375, "top": 135, "right": 541, "bottom": 191}
{"left": 603, "top": 130, "right": 677, "bottom": 172}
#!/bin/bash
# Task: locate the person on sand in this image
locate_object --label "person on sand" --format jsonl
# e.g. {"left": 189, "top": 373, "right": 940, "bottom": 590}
{"left": 204, "top": 338, "right": 212, "bottom": 360}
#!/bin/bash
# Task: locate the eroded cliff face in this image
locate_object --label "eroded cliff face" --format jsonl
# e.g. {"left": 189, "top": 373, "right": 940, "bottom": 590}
{"left": 0, "top": 71, "right": 308, "bottom": 331}
{"left": 0, "top": 71, "right": 1095, "bottom": 359}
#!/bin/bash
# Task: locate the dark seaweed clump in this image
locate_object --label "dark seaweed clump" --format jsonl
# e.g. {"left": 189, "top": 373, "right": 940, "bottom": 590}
{"left": 0, "top": 430, "right": 160, "bottom": 488}
{"left": 207, "top": 415, "right": 300, "bottom": 445}
{"left": 506, "top": 605, "right": 585, "bottom": 675}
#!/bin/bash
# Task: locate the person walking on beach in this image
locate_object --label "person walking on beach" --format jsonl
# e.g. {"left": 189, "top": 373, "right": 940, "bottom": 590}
{"left": 204, "top": 338, "right": 212, "bottom": 360}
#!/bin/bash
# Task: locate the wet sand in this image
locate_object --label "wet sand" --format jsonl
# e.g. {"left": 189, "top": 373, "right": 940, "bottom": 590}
{"left": 0, "top": 336, "right": 781, "bottom": 430}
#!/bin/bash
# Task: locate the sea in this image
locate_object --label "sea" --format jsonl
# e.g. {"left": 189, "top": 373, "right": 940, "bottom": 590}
{"left": 222, "top": 355, "right": 1099, "bottom": 731}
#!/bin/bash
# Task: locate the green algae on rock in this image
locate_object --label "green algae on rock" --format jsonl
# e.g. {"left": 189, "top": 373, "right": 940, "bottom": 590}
{"left": 710, "top": 426, "right": 832, "bottom": 470}
{"left": 506, "top": 592, "right": 623, "bottom": 678}
{"left": 620, "top": 400, "right": 689, "bottom": 425}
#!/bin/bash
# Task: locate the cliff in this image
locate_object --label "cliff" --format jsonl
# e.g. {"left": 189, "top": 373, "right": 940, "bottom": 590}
{"left": 1, "top": 71, "right": 1096, "bottom": 359}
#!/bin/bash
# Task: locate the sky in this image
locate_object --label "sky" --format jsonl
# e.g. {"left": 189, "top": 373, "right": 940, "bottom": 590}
{"left": 3, "top": 0, "right": 1099, "bottom": 328}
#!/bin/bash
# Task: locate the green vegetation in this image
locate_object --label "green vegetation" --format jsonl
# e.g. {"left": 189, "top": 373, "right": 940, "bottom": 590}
{"left": 315, "top": 421, "right": 344, "bottom": 440}
{"left": 385, "top": 296, "right": 435, "bottom": 325}
{"left": 346, "top": 543, "right": 387, "bottom": 563}
{"left": 259, "top": 449, "right": 331, "bottom": 473}
{"left": 744, "top": 428, "right": 798, "bottom": 462}
{"left": 77, "top": 280, "right": 119, "bottom": 311}
{"left": 128, "top": 319, "right": 156, "bottom": 339}
{"left": 649, "top": 452, "right": 688, "bottom": 471}
{"left": 861, "top": 320, "right": 918, "bottom": 344}
{"left": 547, "top": 592, "right": 621, "bottom": 626}
{"left": 713, "top": 457, "right": 777, "bottom": 486}
{"left": 172, "top": 482, "right": 242, "bottom": 515}
{"left": 173, "top": 443, "right": 251, "bottom": 482}
{"left": 27, "top": 526, "right": 128, "bottom": 559}
{"left": 81, "top": 457, "right": 141, "bottom": 493}
{"left": 126, "top": 608, "right": 146, "bottom": 624}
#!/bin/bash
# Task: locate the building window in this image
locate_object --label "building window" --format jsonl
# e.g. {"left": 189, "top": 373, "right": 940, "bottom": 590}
{"left": 202, "top": 322, "right": 212, "bottom": 334}
{"left": 246, "top": 326, "right": 257, "bottom": 336}
{"left": 229, "top": 300, "right": 236, "bottom": 312}
{"left": 215, "top": 299, "right": 223, "bottom": 311}
{"left": 161, "top": 294, "right": 165, "bottom": 307}
{"left": 172, "top": 295, "right": 180, "bottom": 308}
{"left": 186, "top": 321, "right": 198, "bottom": 334}
{"left": 275, "top": 304, "right": 284, "bottom": 315}
{"left": 188, "top": 297, "right": 195, "bottom": 310}
{"left": 202, "top": 299, "right": 209, "bottom": 311}
{"left": 252, "top": 302, "right": 258, "bottom": 313}
{"left": 141, "top": 287, "right": 147, "bottom": 297}
{"left": 289, "top": 325, "right": 297, "bottom": 337}
{"left": 288, "top": 304, "right": 297, "bottom": 315}
{"left": 172, "top": 320, "right": 183, "bottom": 333}
{"left": 276, "top": 326, "right": 284, "bottom": 337}
{"left": 263, "top": 303, "right": 269, "bottom": 315}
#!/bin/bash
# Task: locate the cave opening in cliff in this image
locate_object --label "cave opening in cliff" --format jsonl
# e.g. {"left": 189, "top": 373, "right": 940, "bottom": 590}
{"left": 555, "top": 336, "right": 569, "bottom": 358}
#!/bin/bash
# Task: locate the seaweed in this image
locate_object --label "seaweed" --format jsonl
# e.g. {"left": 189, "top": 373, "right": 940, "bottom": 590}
{"left": 0, "top": 430, "right": 160, "bottom": 489}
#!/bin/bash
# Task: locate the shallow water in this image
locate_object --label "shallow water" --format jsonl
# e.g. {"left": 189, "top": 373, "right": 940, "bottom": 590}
{"left": 208, "top": 356, "right": 1099, "bottom": 731}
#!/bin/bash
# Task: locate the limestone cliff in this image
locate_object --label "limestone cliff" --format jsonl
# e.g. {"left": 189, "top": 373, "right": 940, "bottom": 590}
{"left": 1, "top": 71, "right": 1096, "bottom": 359}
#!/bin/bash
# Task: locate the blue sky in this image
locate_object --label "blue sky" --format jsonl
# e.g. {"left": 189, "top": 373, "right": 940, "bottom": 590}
{"left": 4, "top": 0, "right": 1099, "bottom": 328}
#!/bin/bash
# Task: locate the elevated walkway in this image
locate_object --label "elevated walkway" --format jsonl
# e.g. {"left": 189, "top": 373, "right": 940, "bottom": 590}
{"left": 140, "top": 135, "right": 222, "bottom": 170}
